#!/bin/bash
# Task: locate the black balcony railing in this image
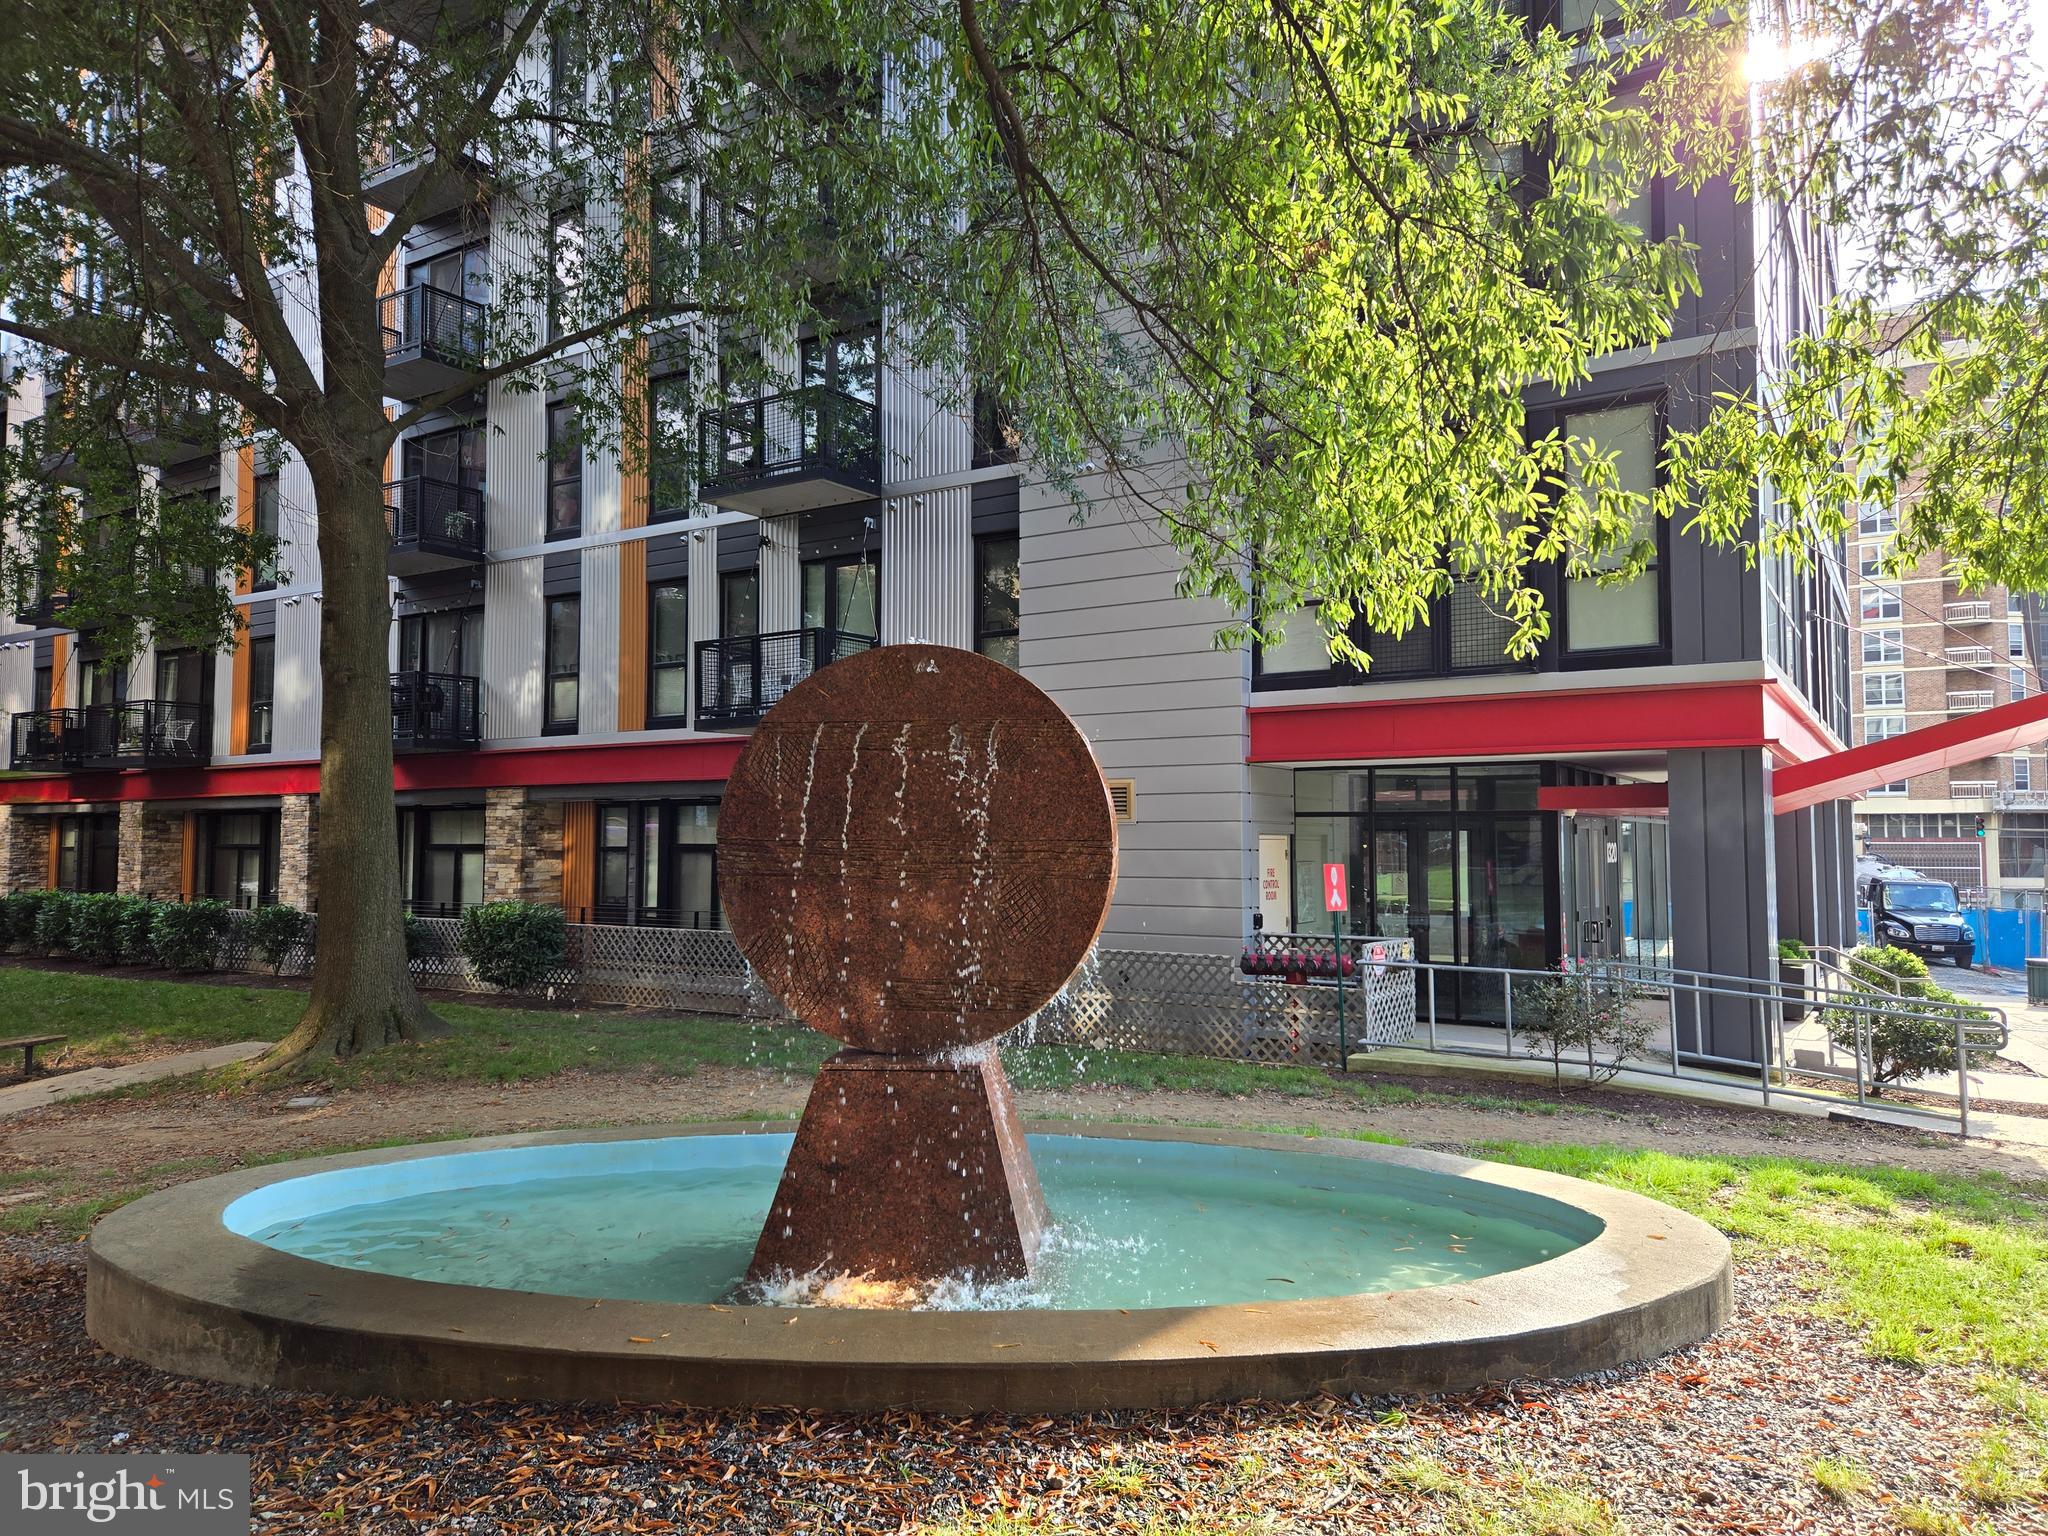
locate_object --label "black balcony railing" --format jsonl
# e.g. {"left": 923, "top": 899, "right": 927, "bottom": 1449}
{"left": 13, "top": 587, "right": 68, "bottom": 628}
{"left": 697, "top": 386, "right": 881, "bottom": 501}
{"left": 391, "top": 670, "right": 481, "bottom": 751}
{"left": 72, "top": 701, "right": 213, "bottom": 769}
{"left": 9, "top": 708, "right": 79, "bottom": 771}
{"left": 695, "top": 626, "right": 875, "bottom": 729}
{"left": 378, "top": 282, "right": 488, "bottom": 370}
{"left": 385, "top": 475, "right": 485, "bottom": 563}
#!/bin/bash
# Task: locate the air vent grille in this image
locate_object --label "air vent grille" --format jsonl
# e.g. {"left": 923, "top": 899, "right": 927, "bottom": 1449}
{"left": 1105, "top": 778, "right": 1136, "bottom": 822}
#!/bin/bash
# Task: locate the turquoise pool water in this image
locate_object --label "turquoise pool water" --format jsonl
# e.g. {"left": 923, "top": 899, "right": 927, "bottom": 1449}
{"left": 226, "top": 1134, "right": 1601, "bottom": 1310}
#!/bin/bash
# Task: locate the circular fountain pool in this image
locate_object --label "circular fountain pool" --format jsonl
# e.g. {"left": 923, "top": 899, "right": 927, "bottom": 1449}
{"left": 87, "top": 1123, "right": 1731, "bottom": 1412}
{"left": 225, "top": 1133, "right": 1603, "bottom": 1310}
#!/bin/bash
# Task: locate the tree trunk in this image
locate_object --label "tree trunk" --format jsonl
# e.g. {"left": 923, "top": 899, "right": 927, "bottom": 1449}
{"left": 260, "top": 412, "right": 446, "bottom": 1070}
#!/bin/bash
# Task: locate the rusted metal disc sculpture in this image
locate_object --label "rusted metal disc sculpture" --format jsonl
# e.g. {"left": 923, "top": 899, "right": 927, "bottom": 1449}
{"left": 723, "top": 644, "right": 1117, "bottom": 1291}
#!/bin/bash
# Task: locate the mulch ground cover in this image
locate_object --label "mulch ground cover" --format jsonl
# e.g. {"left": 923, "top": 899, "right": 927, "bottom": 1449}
{"left": 0, "top": 1237, "right": 2024, "bottom": 1535}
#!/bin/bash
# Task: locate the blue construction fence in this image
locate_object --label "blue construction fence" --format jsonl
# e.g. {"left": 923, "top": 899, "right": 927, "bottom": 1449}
{"left": 1854, "top": 906, "right": 2045, "bottom": 970}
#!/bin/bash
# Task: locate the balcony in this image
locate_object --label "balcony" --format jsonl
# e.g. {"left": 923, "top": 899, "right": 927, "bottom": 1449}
{"left": 385, "top": 475, "right": 485, "bottom": 574}
{"left": 391, "top": 670, "right": 480, "bottom": 751}
{"left": 1946, "top": 645, "right": 1995, "bottom": 668}
{"left": 1950, "top": 779, "right": 1999, "bottom": 799}
{"left": 9, "top": 708, "right": 79, "bottom": 772}
{"left": 361, "top": 0, "right": 492, "bottom": 47}
{"left": 363, "top": 144, "right": 490, "bottom": 221}
{"left": 1998, "top": 788, "right": 2048, "bottom": 809}
{"left": 695, "top": 627, "right": 875, "bottom": 729}
{"left": 378, "top": 283, "right": 487, "bottom": 399}
{"left": 13, "top": 587, "right": 68, "bottom": 628}
{"left": 1948, "top": 690, "right": 1996, "bottom": 713}
{"left": 697, "top": 386, "right": 881, "bottom": 513}
{"left": 1944, "top": 600, "right": 1996, "bottom": 625}
{"left": 43, "top": 397, "right": 217, "bottom": 483}
{"left": 73, "top": 701, "right": 212, "bottom": 769}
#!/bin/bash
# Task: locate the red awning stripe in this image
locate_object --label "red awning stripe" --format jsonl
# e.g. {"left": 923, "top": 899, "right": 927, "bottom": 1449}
{"left": 1770, "top": 692, "right": 2048, "bottom": 815}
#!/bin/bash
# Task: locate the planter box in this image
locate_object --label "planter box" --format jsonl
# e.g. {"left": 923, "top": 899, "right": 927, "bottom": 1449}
{"left": 1779, "top": 959, "right": 1809, "bottom": 1022}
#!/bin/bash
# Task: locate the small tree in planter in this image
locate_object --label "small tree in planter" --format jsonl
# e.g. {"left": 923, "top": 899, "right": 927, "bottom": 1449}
{"left": 151, "top": 900, "right": 232, "bottom": 973}
{"left": 33, "top": 890, "right": 79, "bottom": 955}
{"left": 1778, "top": 938, "right": 1813, "bottom": 1022}
{"left": 457, "top": 903, "right": 569, "bottom": 994}
{"left": 247, "top": 905, "right": 311, "bottom": 976}
{"left": 1516, "top": 960, "right": 1651, "bottom": 1089}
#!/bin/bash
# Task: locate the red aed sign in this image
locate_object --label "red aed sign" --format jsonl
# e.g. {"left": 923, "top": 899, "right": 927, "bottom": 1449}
{"left": 1323, "top": 862, "right": 1348, "bottom": 913}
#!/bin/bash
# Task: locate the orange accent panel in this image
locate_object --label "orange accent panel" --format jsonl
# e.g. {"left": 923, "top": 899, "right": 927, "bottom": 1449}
{"left": 561, "top": 801, "right": 596, "bottom": 918}
{"left": 618, "top": 541, "right": 648, "bottom": 733}
{"left": 228, "top": 614, "right": 252, "bottom": 756}
{"left": 235, "top": 444, "right": 256, "bottom": 596}
{"left": 621, "top": 342, "right": 650, "bottom": 530}
{"left": 45, "top": 822, "right": 59, "bottom": 887}
{"left": 48, "top": 633, "right": 69, "bottom": 709}
{"left": 180, "top": 813, "right": 198, "bottom": 901}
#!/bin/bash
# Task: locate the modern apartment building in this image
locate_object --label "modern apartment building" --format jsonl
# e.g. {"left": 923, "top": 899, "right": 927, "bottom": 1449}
{"left": 0, "top": 5, "right": 1857, "bottom": 1064}
{"left": 1846, "top": 471, "right": 2048, "bottom": 907}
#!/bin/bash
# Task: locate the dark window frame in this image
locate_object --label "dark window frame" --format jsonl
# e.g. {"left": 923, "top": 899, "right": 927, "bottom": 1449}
{"left": 974, "top": 531, "right": 1020, "bottom": 665}
{"left": 252, "top": 470, "right": 280, "bottom": 592}
{"left": 579, "top": 798, "right": 722, "bottom": 928}
{"left": 548, "top": 206, "right": 584, "bottom": 341}
{"left": 544, "top": 594, "right": 580, "bottom": 734}
{"left": 402, "top": 804, "right": 487, "bottom": 918}
{"left": 802, "top": 550, "right": 882, "bottom": 640}
{"left": 648, "top": 369, "right": 692, "bottom": 521}
{"left": 719, "top": 567, "right": 759, "bottom": 638}
{"left": 1544, "top": 388, "right": 1672, "bottom": 669}
{"left": 199, "top": 809, "right": 280, "bottom": 910}
{"left": 546, "top": 400, "right": 583, "bottom": 538}
{"left": 647, "top": 578, "right": 689, "bottom": 727}
{"left": 246, "top": 633, "right": 276, "bottom": 753}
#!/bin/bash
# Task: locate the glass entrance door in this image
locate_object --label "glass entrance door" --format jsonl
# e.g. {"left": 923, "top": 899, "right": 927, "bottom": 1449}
{"left": 1371, "top": 819, "right": 1456, "bottom": 965}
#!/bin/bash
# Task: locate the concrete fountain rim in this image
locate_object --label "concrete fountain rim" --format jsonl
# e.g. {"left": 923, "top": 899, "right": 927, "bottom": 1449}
{"left": 86, "top": 1121, "right": 1731, "bottom": 1413}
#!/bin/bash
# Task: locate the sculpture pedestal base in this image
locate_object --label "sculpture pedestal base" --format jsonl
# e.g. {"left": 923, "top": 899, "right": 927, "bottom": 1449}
{"left": 745, "top": 1051, "right": 1048, "bottom": 1289}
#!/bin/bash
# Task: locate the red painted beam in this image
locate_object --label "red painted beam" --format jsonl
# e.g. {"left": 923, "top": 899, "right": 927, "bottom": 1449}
{"left": 1771, "top": 692, "right": 2048, "bottom": 815}
{"left": 1537, "top": 783, "right": 1669, "bottom": 815}
{"left": 0, "top": 736, "right": 750, "bottom": 806}
{"left": 1249, "top": 679, "right": 1839, "bottom": 768}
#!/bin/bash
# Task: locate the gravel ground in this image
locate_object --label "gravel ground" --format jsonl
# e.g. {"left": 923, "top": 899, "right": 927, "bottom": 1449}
{"left": 0, "top": 1237, "right": 2028, "bottom": 1536}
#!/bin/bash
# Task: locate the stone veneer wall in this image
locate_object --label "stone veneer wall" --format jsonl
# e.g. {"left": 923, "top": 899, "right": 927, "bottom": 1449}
{"left": 278, "top": 795, "right": 317, "bottom": 911}
{"left": 0, "top": 807, "right": 48, "bottom": 894}
{"left": 484, "top": 788, "right": 565, "bottom": 906}
{"left": 122, "top": 805, "right": 188, "bottom": 900}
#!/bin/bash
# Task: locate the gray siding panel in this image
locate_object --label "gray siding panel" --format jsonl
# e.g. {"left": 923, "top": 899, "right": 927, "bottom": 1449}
{"left": 482, "top": 556, "right": 544, "bottom": 740}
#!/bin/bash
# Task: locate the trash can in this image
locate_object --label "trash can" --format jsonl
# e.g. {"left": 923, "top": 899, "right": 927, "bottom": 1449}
{"left": 2028, "top": 957, "right": 2048, "bottom": 1005}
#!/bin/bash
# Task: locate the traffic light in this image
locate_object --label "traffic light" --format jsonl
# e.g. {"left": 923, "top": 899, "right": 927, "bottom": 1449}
{"left": 1975, "top": 815, "right": 1987, "bottom": 838}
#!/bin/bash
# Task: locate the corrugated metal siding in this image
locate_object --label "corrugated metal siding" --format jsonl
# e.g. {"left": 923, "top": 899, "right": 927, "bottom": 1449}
{"left": 760, "top": 515, "right": 800, "bottom": 630}
{"left": 688, "top": 525, "right": 721, "bottom": 722}
{"left": 579, "top": 544, "right": 621, "bottom": 734}
{"left": 880, "top": 487, "right": 971, "bottom": 647}
{"left": 1019, "top": 458, "right": 1251, "bottom": 954}
{"left": 487, "top": 188, "right": 546, "bottom": 549}
{"left": 0, "top": 640, "right": 29, "bottom": 769}
{"left": 482, "top": 555, "right": 544, "bottom": 739}
{"left": 274, "top": 594, "right": 323, "bottom": 755}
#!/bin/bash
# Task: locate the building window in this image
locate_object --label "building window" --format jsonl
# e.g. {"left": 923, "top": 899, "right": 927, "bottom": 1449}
{"left": 584, "top": 799, "right": 721, "bottom": 926}
{"left": 1864, "top": 714, "right": 1906, "bottom": 745}
{"left": 1862, "top": 627, "right": 1904, "bottom": 664}
{"left": 33, "top": 663, "right": 52, "bottom": 713}
{"left": 649, "top": 371, "right": 691, "bottom": 520}
{"left": 596, "top": 805, "right": 633, "bottom": 918}
{"left": 651, "top": 171, "right": 691, "bottom": 306}
{"left": 1561, "top": 402, "right": 1661, "bottom": 654}
{"left": 975, "top": 533, "right": 1020, "bottom": 668}
{"left": 403, "top": 807, "right": 485, "bottom": 916}
{"left": 2013, "top": 667, "right": 2029, "bottom": 702}
{"left": 201, "top": 810, "right": 279, "bottom": 910}
{"left": 802, "top": 554, "right": 880, "bottom": 639}
{"left": 798, "top": 321, "right": 881, "bottom": 404}
{"left": 252, "top": 471, "right": 280, "bottom": 591}
{"left": 2016, "top": 755, "right": 2032, "bottom": 793}
{"left": 398, "top": 607, "right": 483, "bottom": 679}
{"left": 1857, "top": 545, "right": 1887, "bottom": 579}
{"left": 547, "top": 402, "right": 582, "bottom": 537}
{"left": 1862, "top": 672, "right": 1904, "bottom": 709}
{"left": 548, "top": 27, "right": 583, "bottom": 151}
{"left": 649, "top": 580, "right": 689, "bottom": 725}
{"left": 54, "top": 812, "right": 120, "bottom": 893}
{"left": 1859, "top": 502, "right": 1898, "bottom": 537}
{"left": 247, "top": 634, "right": 275, "bottom": 753}
{"left": 1861, "top": 585, "right": 1901, "bottom": 622}
{"left": 2010, "top": 620, "right": 2027, "bottom": 659}
{"left": 1256, "top": 603, "right": 1334, "bottom": 677}
{"left": 720, "top": 568, "right": 758, "bottom": 638}
{"left": 545, "top": 596, "right": 580, "bottom": 732}
{"left": 548, "top": 207, "right": 584, "bottom": 341}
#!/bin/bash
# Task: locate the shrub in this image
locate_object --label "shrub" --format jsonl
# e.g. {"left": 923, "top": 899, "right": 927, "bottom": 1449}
{"left": 1777, "top": 938, "right": 1810, "bottom": 962}
{"left": 0, "top": 889, "right": 52, "bottom": 947}
{"left": 118, "top": 898, "right": 164, "bottom": 965}
{"left": 1822, "top": 944, "right": 1992, "bottom": 1090}
{"left": 457, "top": 901, "right": 568, "bottom": 992}
{"left": 69, "top": 893, "right": 144, "bottom": 965}
{"left": 33, "top": 889, "right": 79, "bottom": 953}
{"left": 1516, "top": 961, "right": 1651, "bottom": 1088}
{"left": 403, "top": 911, "right": 426, "bottom": 963}
{"left": 246, "top": 904, "right": 310, "bottom": 973}
{"left": 150, "top": 899, "right": 231, "bottom": 972}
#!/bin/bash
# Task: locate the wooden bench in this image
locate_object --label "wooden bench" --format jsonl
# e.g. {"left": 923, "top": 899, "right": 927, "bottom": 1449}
{"left": 0, "top": 1034, "right": 65, "bottom": 1076}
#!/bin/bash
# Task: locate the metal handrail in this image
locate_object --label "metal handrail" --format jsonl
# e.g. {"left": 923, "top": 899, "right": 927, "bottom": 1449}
{"left": 693, "top": 626, "right": 875, "bottom": 727}
{"left": 390, "top": 670, "right": 481, "bottom": 749}
{"left": 377, "top": 282, "right": 488, "bottom": 365}
{"left": 383, "top": 474, "right": 485, "bottom": 555}
{"left": 696, "top": 384, "right": 881, "bottom": 490}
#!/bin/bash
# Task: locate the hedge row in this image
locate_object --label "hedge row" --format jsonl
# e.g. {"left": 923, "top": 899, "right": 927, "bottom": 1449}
{"left": 0, "top": 891, "right": 564, "bottom": 989}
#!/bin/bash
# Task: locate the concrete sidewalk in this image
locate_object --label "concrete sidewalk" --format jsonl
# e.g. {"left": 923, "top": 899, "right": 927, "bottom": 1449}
{"left": 0, "top": 1041, "right": 270, "bottom": 1120}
